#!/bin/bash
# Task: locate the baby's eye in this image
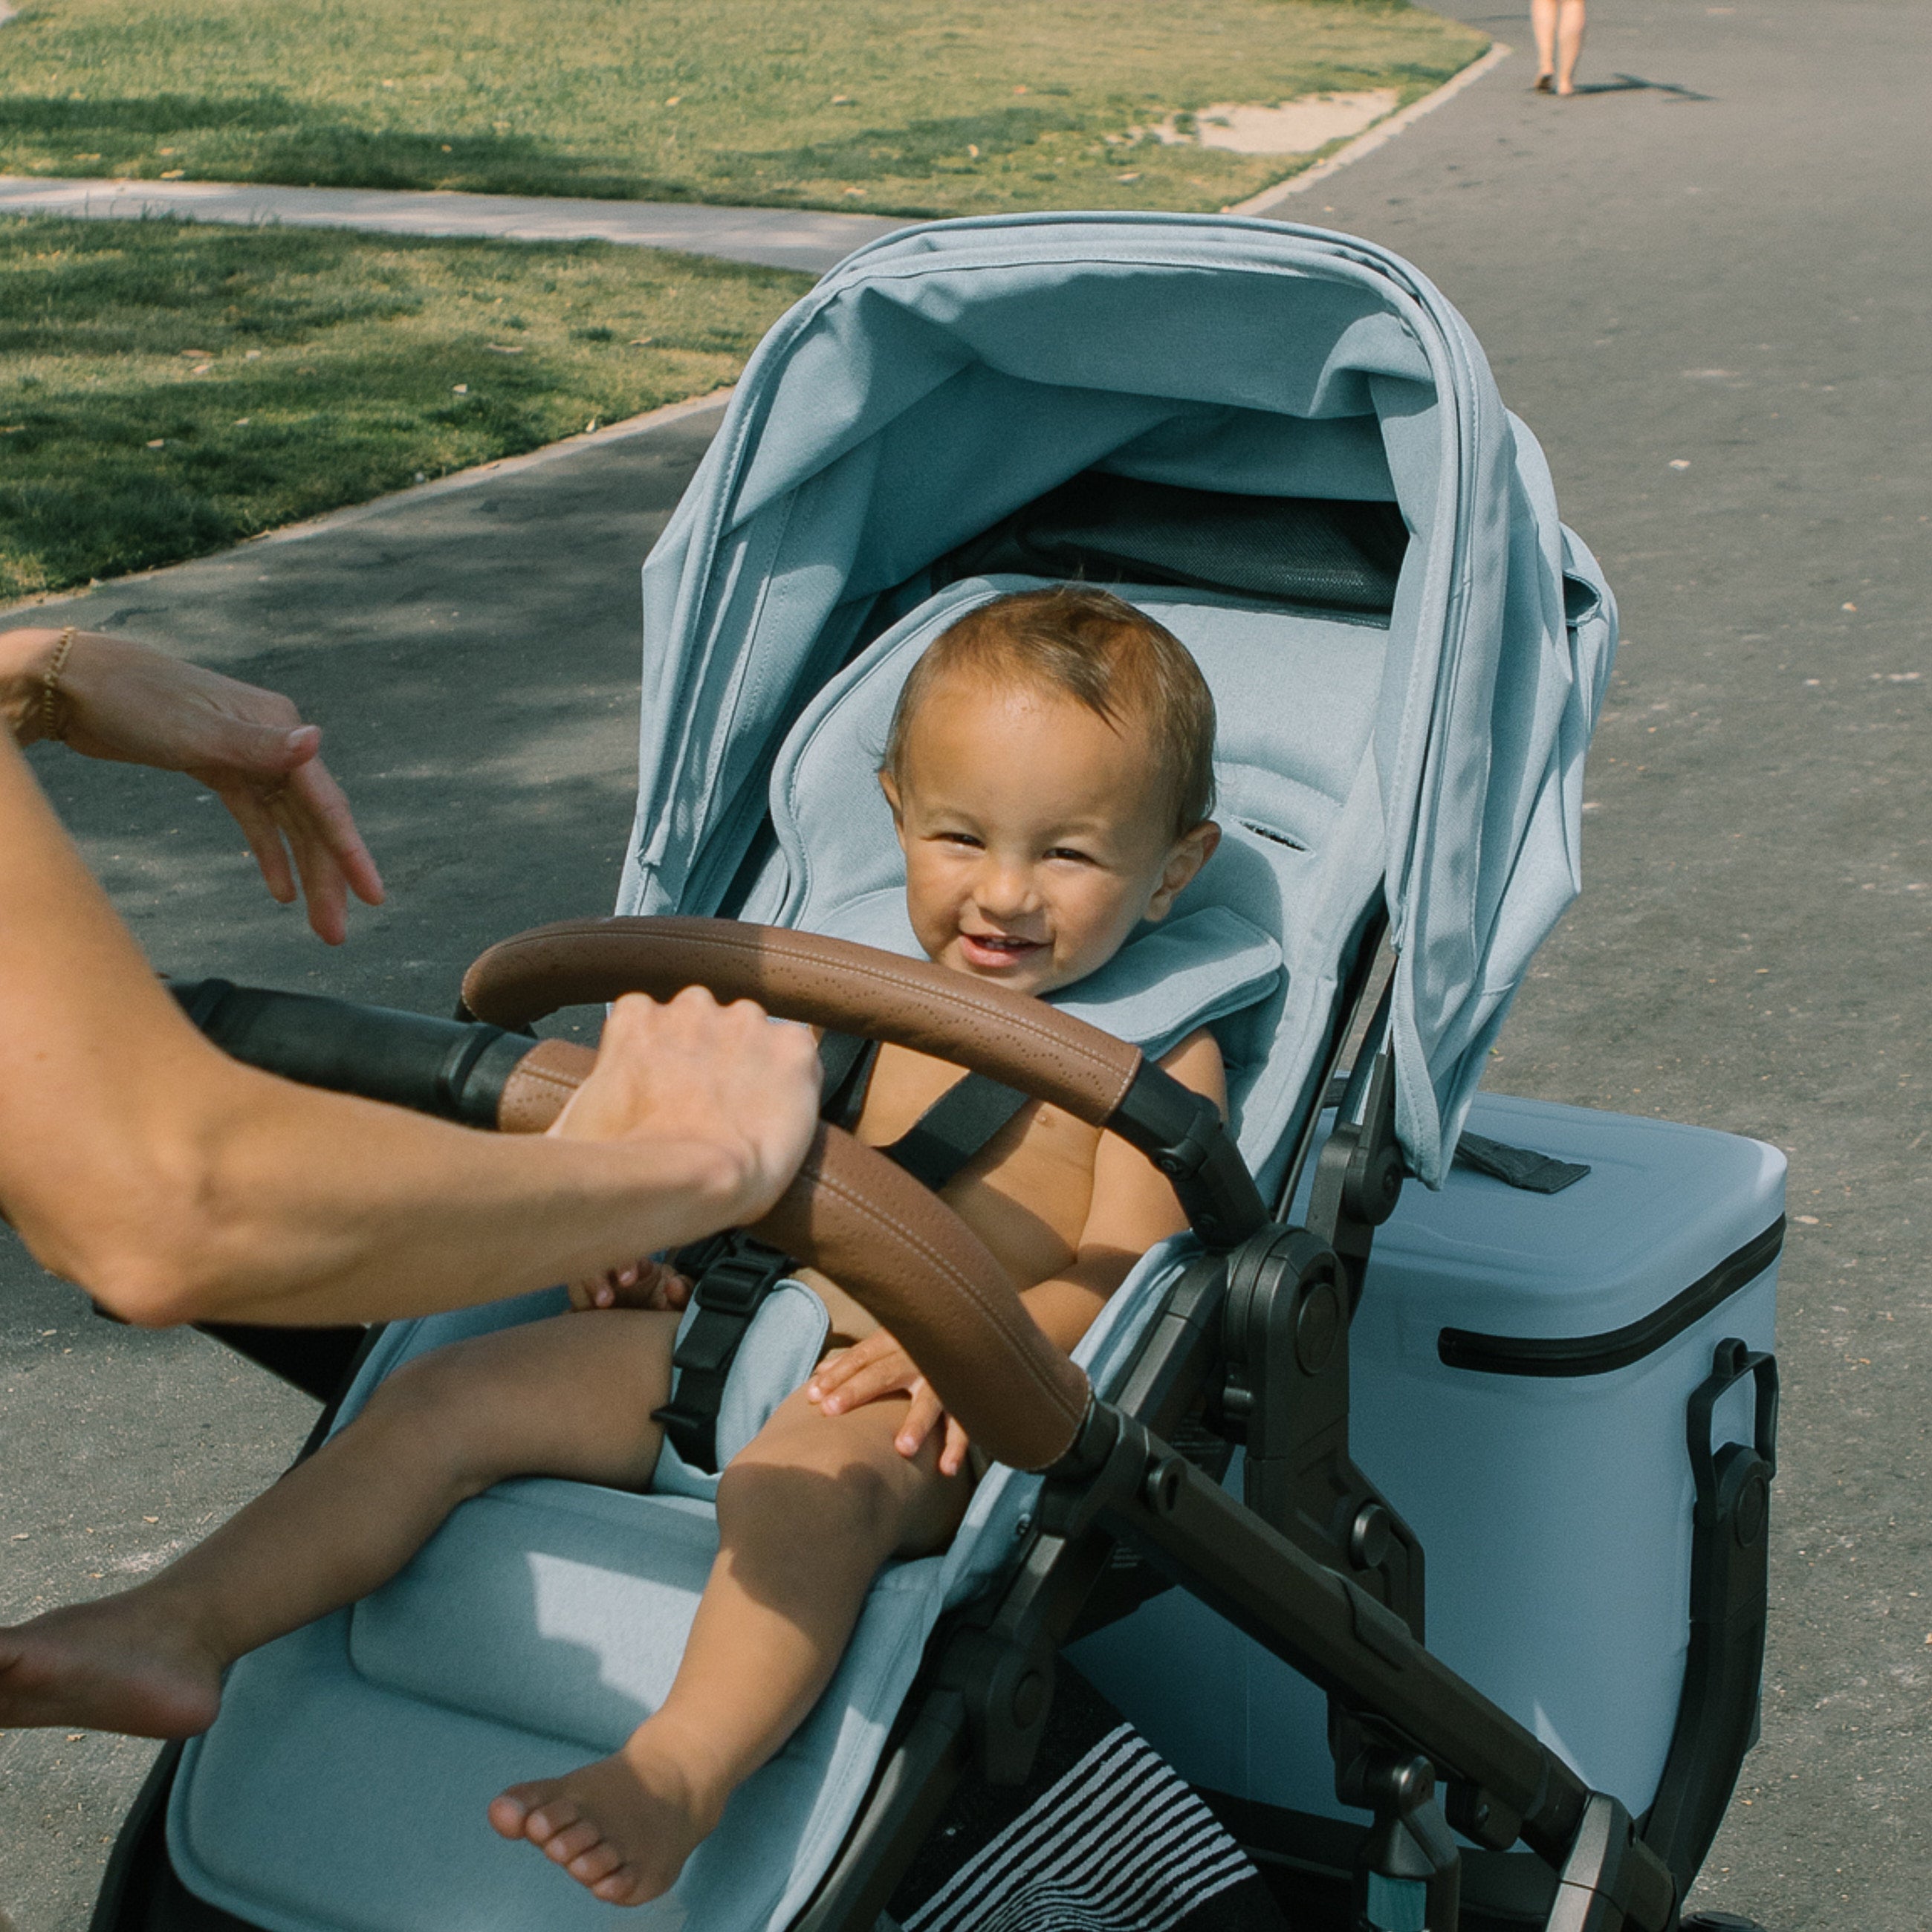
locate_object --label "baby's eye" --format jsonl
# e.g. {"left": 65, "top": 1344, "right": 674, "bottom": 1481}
{"left": 1044, "top": 846, "right": 1097, "bottom": 865}
{"left": 933, "top": 830, "right": 982, "bottom": 849}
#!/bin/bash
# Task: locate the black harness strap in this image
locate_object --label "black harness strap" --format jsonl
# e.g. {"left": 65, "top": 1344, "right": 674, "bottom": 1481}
{"left": 652, "top": 1037, "right": 1030, "bottom": 1474}
{"left": 878, "top": 1072, "right": 1032, "bottom": 1191}
{"left": 649, "top": 1230, "right": 797, "bottom": 1473}
{"left": 818, "top": 1030, "right": 877, "bottom": 1131}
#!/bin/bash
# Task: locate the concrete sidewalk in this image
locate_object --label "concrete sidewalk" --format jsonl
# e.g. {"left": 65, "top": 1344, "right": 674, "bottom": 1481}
{"left": 0, "top": 173, "right": 905, "bottom": 273}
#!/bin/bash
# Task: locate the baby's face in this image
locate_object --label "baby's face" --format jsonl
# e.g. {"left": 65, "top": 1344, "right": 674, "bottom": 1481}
{"left": 881, "top": 673, "right": 1217, "bottom": 997}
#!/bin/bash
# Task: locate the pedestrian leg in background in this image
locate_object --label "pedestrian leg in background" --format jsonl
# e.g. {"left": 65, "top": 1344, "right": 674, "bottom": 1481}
{"left": 1531, "top": 0, "right": 1587, "bottom": 94}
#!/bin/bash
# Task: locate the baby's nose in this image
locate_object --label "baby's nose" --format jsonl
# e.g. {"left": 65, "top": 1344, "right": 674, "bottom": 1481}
{"left": 973, "top": 860, "right": 1040, "bottom": 918}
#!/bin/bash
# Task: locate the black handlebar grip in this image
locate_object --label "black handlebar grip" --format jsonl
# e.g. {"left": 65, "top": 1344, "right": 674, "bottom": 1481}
{"left": 169, "top": 979, "right": 535, "bottom": 1128}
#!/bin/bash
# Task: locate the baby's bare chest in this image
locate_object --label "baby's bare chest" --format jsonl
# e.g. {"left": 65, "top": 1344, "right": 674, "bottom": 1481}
{"left": 857, "top": 1043, "right": 1098, "bottom": 1286}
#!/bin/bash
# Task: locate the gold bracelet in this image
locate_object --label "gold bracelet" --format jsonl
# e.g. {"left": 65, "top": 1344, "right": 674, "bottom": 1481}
{"left": 41, "top": 626, "right": 77, "bottom": 743}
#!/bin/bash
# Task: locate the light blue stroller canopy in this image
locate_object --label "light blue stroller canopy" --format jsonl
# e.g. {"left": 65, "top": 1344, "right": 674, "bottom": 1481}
{"left": 620, "top": 211, "right": 1615, "bottom": 1190}
{"left": 163, "top": 214, "right": 1616, "bottom": 1932}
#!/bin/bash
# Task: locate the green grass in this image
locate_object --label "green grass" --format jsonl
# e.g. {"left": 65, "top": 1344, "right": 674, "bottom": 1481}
{"left": 0, "top": 0, "right": 1488, "bottom": 217}
{"left": 0, "top": 215, "right": 809, "bottom": 602}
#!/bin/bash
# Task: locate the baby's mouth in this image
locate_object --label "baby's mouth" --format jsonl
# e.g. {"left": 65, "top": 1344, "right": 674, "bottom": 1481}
{"left": 957, "top": 930, "right": 1047, "bottom": 971}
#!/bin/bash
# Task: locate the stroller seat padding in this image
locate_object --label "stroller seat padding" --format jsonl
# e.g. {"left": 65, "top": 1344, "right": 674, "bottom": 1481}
{"left": 763, "top": 572, "right": 1381, "bottom": 1158}
{"left": 351, "top": 1480, "right": 719, "bottom": 1752}
{"left": 348, "top": 1282, "right": 829, "bottom": 1751}
{"left": 168, "top": 1261, "right": 1193, "bottom": 1932}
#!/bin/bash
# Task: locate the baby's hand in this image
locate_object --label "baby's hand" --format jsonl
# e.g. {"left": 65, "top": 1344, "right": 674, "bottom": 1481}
{"left": 568, "top": 1259, "right": 692, "bottom": 1315}
{"left": 806, "top": 1329, "right": 971, "bottom": 1477}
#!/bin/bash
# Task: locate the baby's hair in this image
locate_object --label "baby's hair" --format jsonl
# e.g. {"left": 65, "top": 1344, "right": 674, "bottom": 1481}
{"left": 881, "top": 586, "right": 1216, "bottom": 836}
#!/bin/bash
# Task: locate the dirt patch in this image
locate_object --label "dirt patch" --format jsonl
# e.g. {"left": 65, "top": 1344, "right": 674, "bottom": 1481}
{"left": 1138, "top": 89, "right": 1398, "bottom": 156}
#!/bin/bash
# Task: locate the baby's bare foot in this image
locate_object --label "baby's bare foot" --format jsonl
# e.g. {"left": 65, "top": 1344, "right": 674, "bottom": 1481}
{"left": 0, "top": 1598, "right": 223, "bottom": 1739}
{"left": 488, "top": 1739, "right": 720, "bottom": 1906}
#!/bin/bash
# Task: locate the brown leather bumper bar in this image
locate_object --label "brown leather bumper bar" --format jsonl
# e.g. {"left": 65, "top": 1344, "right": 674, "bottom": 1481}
{"left": 493, "top": 1032, "right": 1092, "bottom": 1473}
{"left": 463, "top": 916, "right": 1145, "bottom": 1128}
{"left": 469, "top": 916, "right": 1271, "bottom": 1251}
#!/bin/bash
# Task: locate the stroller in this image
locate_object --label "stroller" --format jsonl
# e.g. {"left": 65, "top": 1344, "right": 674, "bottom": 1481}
{"left": 97, "top": 214, "right": 1782, "bottom": 1932}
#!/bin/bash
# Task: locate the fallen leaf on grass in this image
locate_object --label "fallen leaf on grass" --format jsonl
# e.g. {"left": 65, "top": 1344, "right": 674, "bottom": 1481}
{"left": 629, "top": 336, "right": 654, "bottom": 346}
{"left": 483, "top": 343, "right": 525, "bottom": 354}
{"left": 145, "top": 438, "right": 165, "bottom": 448}
{"left": 160, "top": 169, "right": 187, "bottom": 179}
{"left": 452, "top": 383, "right": 468, "bottom": 394}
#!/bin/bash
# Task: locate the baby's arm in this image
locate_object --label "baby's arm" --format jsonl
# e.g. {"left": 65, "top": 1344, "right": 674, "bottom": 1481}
{"left": 809, "top": 1028, "right": 1228, "bottom": 1473}
{"left": 568, "top": 1257, "right": 691, "bottom": 1313}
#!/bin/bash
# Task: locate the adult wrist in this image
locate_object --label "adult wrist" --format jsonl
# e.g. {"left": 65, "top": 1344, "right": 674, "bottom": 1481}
{"left": 0, "top": 626, "right": 80, "bottom": 746}
{"left": 0, "top": 628, "right": 55, "bottom": 742}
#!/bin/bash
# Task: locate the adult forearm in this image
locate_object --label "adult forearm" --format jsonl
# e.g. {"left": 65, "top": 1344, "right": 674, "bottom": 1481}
{"left": 2, "top": 733, "right": 817, "bottom": 1328}
{"left": 41, "top": 1067, "right": 759, "bottom": 1329}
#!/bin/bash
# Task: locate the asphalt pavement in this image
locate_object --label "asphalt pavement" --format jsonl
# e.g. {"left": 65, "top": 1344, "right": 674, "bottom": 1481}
{"left": 0, "top": 397, "right": 728, "bottom": 1925}
{"left": 1317, "top": 5, "right": 1928, "bottom": 1928}
{"left": 2, "top": 1, "right": 1927, "bottom": 1925}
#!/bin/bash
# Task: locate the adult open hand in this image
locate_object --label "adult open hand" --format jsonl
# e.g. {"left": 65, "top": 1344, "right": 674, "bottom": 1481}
{"left": 548, "top": 988, "right": 824, "bottom": 1234}
{"left": 1, "top": 626, "right": 384, "bottom": 944}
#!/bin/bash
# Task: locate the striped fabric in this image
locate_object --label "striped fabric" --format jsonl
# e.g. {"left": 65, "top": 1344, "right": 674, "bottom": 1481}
{"left": 901, "top": 1723, "right": 1254, "bottom": 1932}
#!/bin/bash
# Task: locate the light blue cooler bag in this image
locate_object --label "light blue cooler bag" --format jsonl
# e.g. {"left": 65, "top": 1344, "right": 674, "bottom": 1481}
{"left": 1072, "top": 1091, "right": 1783, "bottom": 1852}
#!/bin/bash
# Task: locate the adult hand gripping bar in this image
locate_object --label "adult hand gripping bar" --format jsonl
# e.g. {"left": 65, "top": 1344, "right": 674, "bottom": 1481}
{"left": 461, "top": 917, "right": 1271, "bottom": 1250}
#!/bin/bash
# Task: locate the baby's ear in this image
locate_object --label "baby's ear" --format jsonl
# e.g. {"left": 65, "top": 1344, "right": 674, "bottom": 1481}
{"left": 878, "top": 768, "right": 905, "bottom": 836}
{"left": 1147, "top": 819, "right": 1221, "bottom": 921}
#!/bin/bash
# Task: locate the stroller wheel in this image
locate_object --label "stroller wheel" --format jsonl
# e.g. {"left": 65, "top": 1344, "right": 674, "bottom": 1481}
{"left": 1681, "top": 1916, "right": 1769, "bottom": 1931}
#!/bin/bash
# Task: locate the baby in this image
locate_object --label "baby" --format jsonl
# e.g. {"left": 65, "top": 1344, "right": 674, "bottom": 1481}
{"left": 0, "top": 585, "right": 1227, "bottom": 1907}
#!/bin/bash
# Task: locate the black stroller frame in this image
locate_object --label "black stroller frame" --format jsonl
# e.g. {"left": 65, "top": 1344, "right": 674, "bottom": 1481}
{"left": 97, "top": 909, "right": 1773, "bottom": 1932}
{"left": 785, "top": 930, "right": 1775, "bottom": 1932}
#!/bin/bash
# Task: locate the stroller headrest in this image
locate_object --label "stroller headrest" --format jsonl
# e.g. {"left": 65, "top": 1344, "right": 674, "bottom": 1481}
{"left": 762, "top": 573, "right": 1412, "bottom": 1095}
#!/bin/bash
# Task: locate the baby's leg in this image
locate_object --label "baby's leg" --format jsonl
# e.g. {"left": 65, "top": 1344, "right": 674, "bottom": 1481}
{"left": 0, "top": 1310, "right": 678, "bottom": 1739}
{"left": 490, "top": 1386, "right": 970, "bottom": 1905}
